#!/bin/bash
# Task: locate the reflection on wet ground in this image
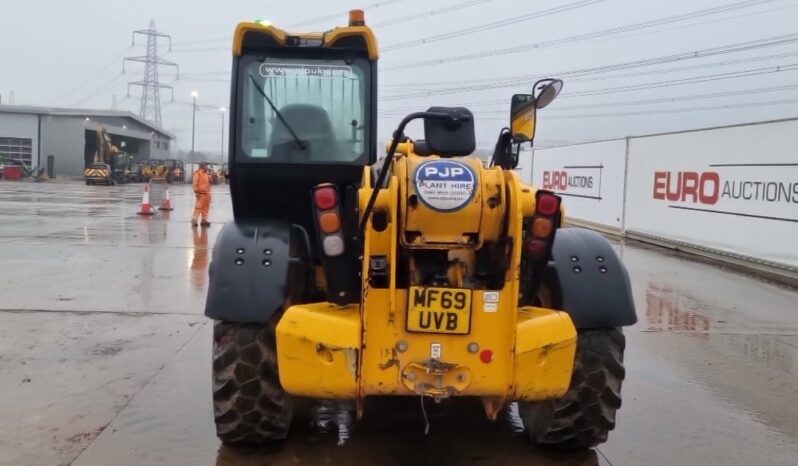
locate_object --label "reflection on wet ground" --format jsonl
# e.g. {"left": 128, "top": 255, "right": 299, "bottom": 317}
{"left": 0, "top": 181, "right": 221, "bottom": 314}
{"left": 2, "top": 181, "right": 798, "bottom": 466}
{"left": 191, "top": 226, "right": 210, "bottom": 291}
{"left": 213, "top": 399, "right": 601, "bottom": 466}
{"left": 645, "top": 283, "right": 712, "bottom": 335}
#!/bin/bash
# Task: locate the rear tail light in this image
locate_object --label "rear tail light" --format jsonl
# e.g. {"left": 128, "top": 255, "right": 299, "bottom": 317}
{"left": 322, "top": 235, "right": 345, "bottom": 257}
{"left": 319, "top": 211, "right": 342, "bottom": 234}
{"left": 524, "top": 191, "right": 562, "bottom": 263}
{"left": 314, "top": 186, "right": 338, "bottom": 210}
{"left": 312, "top": 183, "right": 346, "bottom": 257}
{"left": 524, "top": 239, "right": 549, "bottom": 261}
{"left": 532, "top": 217, "right": 553, "bottom": 237}
{"left": 536, "top": 192, "right": 560, "bottom": 216}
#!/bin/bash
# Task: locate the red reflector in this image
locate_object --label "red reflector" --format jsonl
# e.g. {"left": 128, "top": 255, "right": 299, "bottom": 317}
{"left": 479, "top": 349, "right": 494, "bottom": 364}
{"left": 537, "top": 193, "right": 560, "bottom": 216}
{"left": 314, "top": 186, "right": 338, "bottom": 210}
{"left": 524, "top": 239, "right": 549, "bottom": 261}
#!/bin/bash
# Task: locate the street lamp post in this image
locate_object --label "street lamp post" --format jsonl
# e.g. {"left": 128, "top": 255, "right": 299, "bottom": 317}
{"left": 191, "top": 90, "right": 198, "bottom": 155}
{"left": 220, "top": 107, "right": 226, "bottom": 165}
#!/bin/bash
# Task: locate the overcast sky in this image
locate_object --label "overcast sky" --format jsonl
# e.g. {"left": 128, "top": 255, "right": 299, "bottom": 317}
{"left": 2, "top": 0, "right": 797, "bottom": 153}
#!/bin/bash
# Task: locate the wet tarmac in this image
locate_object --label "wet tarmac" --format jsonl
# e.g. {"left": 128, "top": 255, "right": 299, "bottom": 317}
{"left": 1, "top": 180, "right": 797, "bottom": 466}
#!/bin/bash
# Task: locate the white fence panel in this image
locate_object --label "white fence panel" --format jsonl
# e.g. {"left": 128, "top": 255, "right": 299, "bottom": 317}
{"left": 532, "top": 139, "right": 627, "bottom": 231}
{"left": 625, "top": 119, "right": 798, "bottom": 269}
{"left": 515, "top": 147, "right": 533, "bottom": 185}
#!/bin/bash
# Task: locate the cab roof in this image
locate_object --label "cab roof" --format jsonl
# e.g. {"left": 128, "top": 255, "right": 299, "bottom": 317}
{"left": 232, "top": 18, "right": 379, "bottom": 61}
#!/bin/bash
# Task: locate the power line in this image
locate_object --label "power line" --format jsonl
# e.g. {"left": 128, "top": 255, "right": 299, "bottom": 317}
{"left": 289, "top": 0, "right": 412, "bottom": 28}
{"left": 378, "top": 65, "right": 798, "bottom": 117}
{"left": 170, "top": 0, "right": 493, "bottom": 52}
{"left": 563, "top": 63, "right": 798, "bottom": 98}
{"left": 382, "top": 0, "right": 780, "bottom": 71}
{"left": 380, "top": 32, "right": 798, "bottom": 99}
{"left": 392, "top": 97, "right": 798, "bottom": 122}
{"left": 532, "top": 97, "right": 798, "bottom": 120}
{"left": 372, "top": 0, "right": 492, "bottom": 28}
{"left": 383, "top": 33, "right": 798, "bottom": 89}
{"left": 52, "top": 45, "right": 133, "bottom": 104}
{"left": 73, "top": 69, "right": 142, "bottom": 107}
{"left": 381, "top": 84, "right": 798, "bottom": 116}
{"left": 381, "top": 0, "right": 604, "bottom": 52}
{"left": 566, "top": 50, "right": 798, "bottom": 83}
{"left": 171, "top": 0, "right": 415, "bottom": 47}
{"left": 380, "top": 49, "right": 798, "bottom": 110}
{"left": 382, "top": 82, "right": 798, "bottom": 116}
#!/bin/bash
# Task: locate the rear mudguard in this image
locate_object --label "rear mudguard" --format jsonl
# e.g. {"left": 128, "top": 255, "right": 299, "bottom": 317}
{"left": 547, "top": 228, "right": 637, "bottom": 328}
{"left": 205, "top": 220, "right": 309, "bottom": 323}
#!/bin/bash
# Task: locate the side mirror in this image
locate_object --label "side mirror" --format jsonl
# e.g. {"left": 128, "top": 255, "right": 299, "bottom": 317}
{"left": 423, "top": 106, "right": 476, "bottom": 157}
{"left": 534, "top": 78, "right": 564, "bottom": 109}
{"left": 510, "top": 94, "right": 537, "bottom": 143}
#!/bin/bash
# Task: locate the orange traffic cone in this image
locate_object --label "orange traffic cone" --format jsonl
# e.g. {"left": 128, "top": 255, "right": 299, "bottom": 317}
{"left": 159, "top": 187, "right": 174, "bottom": 211}
{"left": 137, "top": 184, "right": 155, "bottom": 216}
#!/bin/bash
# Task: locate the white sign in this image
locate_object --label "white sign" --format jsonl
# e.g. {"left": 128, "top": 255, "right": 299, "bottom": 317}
{"left": 625, "top": 119, "right": 798, "bottom": 268}
{"left": 532, "top": 139, "right": 627, "bottom": 230}
{"left": 430, "top": 343, "right": 442, "bottom": 360}
{"left": 414, "top": 160, "right": 476, "bottom": 212}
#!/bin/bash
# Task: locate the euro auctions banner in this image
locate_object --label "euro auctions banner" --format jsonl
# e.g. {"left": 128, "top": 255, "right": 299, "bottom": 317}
{"left": 532, "top": 139, "right": 627, "bottom": 230}
{"left": 625, "top": 119, "right": 798, "bottom": 268}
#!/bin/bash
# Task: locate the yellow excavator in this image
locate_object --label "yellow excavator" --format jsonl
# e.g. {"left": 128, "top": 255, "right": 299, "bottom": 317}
{"left": 205, "top": 11, "right": 636, "bottom": 450}
{"left": 85, "top": 125, "right": 126, "bottom": 185}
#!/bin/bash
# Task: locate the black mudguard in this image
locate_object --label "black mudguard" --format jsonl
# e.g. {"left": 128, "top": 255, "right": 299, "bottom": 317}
{"left": 547, "top": 228, "right": 637, "bottom": 329}
{"left": 205, "top": 220, "right": 306, "bottom": 323}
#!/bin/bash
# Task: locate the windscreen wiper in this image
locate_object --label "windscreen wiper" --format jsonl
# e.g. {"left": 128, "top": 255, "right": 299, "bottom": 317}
{"left": 248, "top": 74, "right": 306, "bottom": 150}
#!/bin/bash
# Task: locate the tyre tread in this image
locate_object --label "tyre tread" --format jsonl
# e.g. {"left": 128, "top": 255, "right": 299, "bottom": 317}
{"left": 520, "top": 328, "right": 625, "bottom": 449}
{"left": 212, "top": 321, "right": 292, "bottom": 444}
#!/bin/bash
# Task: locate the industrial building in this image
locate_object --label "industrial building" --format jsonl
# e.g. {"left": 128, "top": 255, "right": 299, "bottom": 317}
{"left": 0, "top": 105, "right": 174, "bottom": 177}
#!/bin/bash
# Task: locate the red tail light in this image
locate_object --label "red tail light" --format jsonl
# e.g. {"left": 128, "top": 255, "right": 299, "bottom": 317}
{"left": 314, "top": 185, "right": 338, "bottom": 210}
{"left": 524, "top": 239, "right": 549, "bottom": 261}
{"left": 525, "top": 191, "right": 561, "bottom": 263}
{"left": 313, "top": 184, "right": 345, "bottom": 257}
{"left": 536, "top": 192, "right": 560, "bottom": 216}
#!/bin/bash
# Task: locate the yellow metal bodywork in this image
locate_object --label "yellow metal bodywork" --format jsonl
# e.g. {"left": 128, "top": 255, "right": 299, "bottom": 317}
{"left": 276, "top": 303, "right": 360, "bottom": 398}
{"left": 275, "top": 146, "right": 578, "bottom": 412}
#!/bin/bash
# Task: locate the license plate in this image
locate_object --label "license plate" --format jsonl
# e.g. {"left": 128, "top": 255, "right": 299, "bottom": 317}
{"left": 406, "top": 286, "right": 472, "bottom": 334}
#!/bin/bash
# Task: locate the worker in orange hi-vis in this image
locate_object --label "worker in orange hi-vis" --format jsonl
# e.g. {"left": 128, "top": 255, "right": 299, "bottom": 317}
{"left": 192, "top": 163, "right": 212, "bottom": 227}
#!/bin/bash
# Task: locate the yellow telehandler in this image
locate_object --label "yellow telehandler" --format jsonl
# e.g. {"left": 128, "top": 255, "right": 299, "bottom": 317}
{"left": 206, "top": 10, "right": 636, "bottom": 449}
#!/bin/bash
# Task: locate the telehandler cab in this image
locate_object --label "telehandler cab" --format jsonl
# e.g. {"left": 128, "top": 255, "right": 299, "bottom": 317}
{"left": 206, "top": 10, "right": 636, "bottom": 449}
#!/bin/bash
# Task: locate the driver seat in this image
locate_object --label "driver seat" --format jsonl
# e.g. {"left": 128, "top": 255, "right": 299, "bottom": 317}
{"left": 269, "top": 104, "right": 337, "bottom": 162}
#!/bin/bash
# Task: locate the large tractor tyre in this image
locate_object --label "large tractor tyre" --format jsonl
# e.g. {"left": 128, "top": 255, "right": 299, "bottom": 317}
{"left": 519, "top": 328, "right": 625, "bottom": 449}
{"left": 212, "top": 320, "right": 292, "bottom": 444}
